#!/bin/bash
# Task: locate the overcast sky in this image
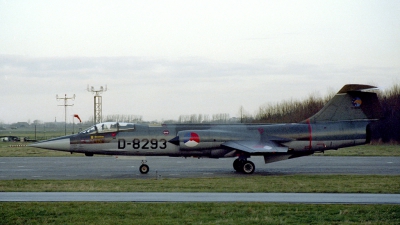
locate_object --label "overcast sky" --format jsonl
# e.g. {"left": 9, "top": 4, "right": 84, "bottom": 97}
{"left": 1, "top": 0, "right": 399, "bottom": 124}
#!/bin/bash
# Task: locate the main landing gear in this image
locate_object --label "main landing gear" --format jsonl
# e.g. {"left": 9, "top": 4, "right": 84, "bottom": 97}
{"left": 233, "top": 158, "right": 255, "bottom": 174}
{"left": 139, "top": 160, "right": 149, "bottom": 174}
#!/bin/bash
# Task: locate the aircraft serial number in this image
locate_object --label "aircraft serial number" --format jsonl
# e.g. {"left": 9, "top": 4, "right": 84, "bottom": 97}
{"left": 118, "top": 139, "right": 167, "bottom": 150}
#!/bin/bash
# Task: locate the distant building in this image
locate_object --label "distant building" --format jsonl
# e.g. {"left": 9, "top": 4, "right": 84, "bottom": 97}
{"left": 11, "top": 122, "right": 30, "bottom": 128}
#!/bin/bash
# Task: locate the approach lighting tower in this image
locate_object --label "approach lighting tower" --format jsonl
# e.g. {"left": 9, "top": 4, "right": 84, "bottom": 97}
{"left": 87, "top": 85, "right": 107, "bottom": 125}
{"left": 56, "top": 94, "right": 75, "bottom": 135}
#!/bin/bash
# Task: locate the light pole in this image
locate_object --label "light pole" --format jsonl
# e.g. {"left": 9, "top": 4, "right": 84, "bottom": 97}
{"left": 56, "top": 94, "right": 75, "bottom": 135}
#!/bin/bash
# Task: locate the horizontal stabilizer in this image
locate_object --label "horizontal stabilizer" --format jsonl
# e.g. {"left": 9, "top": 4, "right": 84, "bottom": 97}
{"left": 337, "top": 84, "right": 377, "bottom": 93}
{"left": 221, "top": 140, "right": 288, "bottom": 154}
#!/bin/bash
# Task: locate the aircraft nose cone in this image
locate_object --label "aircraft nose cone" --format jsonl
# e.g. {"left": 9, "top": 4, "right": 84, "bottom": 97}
{"left": 29, "top": 137, "right": 71, "bottom": 151}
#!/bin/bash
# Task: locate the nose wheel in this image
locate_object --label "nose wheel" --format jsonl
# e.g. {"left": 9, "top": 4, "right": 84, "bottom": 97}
{"left": 139, "top": 160, "right": 149, "bottom": 174}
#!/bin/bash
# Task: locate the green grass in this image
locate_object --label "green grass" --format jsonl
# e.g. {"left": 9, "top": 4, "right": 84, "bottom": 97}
{"left": 314, "top": 144, "right": 400, "bottom": 156}
{"left": 1, "top": 202, "right": 399, "bottom": 225}
{"left": 0, "top": 128, "right": 67, "bottom": 141}
{"left": 0, "top": 143, "right": 74, "bottom": 157}
{"left": 1, "top": 177, "right": 399, "bottom": 224}
{"left": 1, "top": 175, "right": 399, "bottom": 193}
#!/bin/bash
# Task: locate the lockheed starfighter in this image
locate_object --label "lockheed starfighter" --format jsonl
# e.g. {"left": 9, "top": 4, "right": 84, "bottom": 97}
{"left": 30, "top": 84, "right": 383, "bottom": 174}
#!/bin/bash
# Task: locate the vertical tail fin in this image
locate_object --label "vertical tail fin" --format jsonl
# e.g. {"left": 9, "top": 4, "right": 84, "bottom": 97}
{"left": 305, "top": 84, "right": 383, "bottom": 123}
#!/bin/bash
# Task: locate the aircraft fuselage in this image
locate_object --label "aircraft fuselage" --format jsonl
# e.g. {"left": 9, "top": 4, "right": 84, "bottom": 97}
{"left": 64, "top": 120, "right": 369, "bottom": 158}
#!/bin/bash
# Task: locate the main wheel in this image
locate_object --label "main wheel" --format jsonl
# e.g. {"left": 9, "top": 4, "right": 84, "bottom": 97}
{"left": 242, "top": 161, "right": 255, "bottom": 174}
{"left": 139, "top": 164, "right": 149, "bottom": 174}
{"left": 233, "top": 158, "right": 243, "bottom": 172}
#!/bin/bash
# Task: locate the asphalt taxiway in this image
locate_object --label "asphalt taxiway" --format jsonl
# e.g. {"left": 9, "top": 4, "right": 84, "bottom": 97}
{"left": 0, "top": 156, "right": 399, "bottom": 179}
{"left": 1, "top": 192, "right": 399, "bottom": 204}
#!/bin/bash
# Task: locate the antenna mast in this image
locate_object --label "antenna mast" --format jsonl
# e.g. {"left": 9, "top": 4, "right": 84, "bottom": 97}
{"left": 56, "top": 94, "right": 75, "bottom": 135}
{"left": 87, "top": 85, "right": 107, "bottom": 125}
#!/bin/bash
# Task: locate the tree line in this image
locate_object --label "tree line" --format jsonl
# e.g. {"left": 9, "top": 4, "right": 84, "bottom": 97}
{"left": 102, "top": 114, "right": 143, "bottom": 123}
{"left": 250, "top": 83, "right": 399, "bottom": 143}
{"left": 177, "top": 113, "right": 232, "bottom": 123}
{"left": 371, "top": 84, "right": 400, "bottom": 143}
{"left": 252, "top": 93, "right": 334, "bottom": 123}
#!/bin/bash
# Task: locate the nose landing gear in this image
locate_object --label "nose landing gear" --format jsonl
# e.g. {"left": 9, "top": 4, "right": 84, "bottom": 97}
{"left": 139, "top": 160, "right": 149, "bottom": 174}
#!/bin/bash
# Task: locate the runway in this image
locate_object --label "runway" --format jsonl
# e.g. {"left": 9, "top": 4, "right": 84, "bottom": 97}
{"left": 0, "top": 156, "right": 399, "bottom": 179}
{"left": 1, "top": 192, "right": 399, "bottom": 204}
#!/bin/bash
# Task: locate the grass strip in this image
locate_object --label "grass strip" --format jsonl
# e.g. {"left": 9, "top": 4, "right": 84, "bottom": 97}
{"left": 1, "top": 202, "right": 399, "bottom": 225}
{"left": 314, "top": 144, "right": 400, "bottom": 156}
{"left": 1, "top": 175, "right": 399, "bottom": 193}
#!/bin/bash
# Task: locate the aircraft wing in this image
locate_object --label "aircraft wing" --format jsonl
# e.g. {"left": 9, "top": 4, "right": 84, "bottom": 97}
{"left": 221, "top": 140, "right": 288, "bottom": 154}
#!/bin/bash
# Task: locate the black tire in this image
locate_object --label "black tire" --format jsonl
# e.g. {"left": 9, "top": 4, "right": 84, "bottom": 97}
{"left": 139, "top": 164, "right": 149, "bottom": 174}
{"left": 242, "top": 161, "right": 255, "bottom": 174}
{"left": 233, "top": 158, "right": 242, "bottom": 172}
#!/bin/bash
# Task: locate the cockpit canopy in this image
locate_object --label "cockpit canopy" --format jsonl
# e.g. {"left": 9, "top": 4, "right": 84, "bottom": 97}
{"left": 79, "top": 122, "right": 135, "bottom": 134}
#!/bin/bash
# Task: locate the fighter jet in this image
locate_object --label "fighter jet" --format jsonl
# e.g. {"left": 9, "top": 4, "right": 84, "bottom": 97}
{"left": 30, "top": 84, "right": 383, "bottom": 174}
